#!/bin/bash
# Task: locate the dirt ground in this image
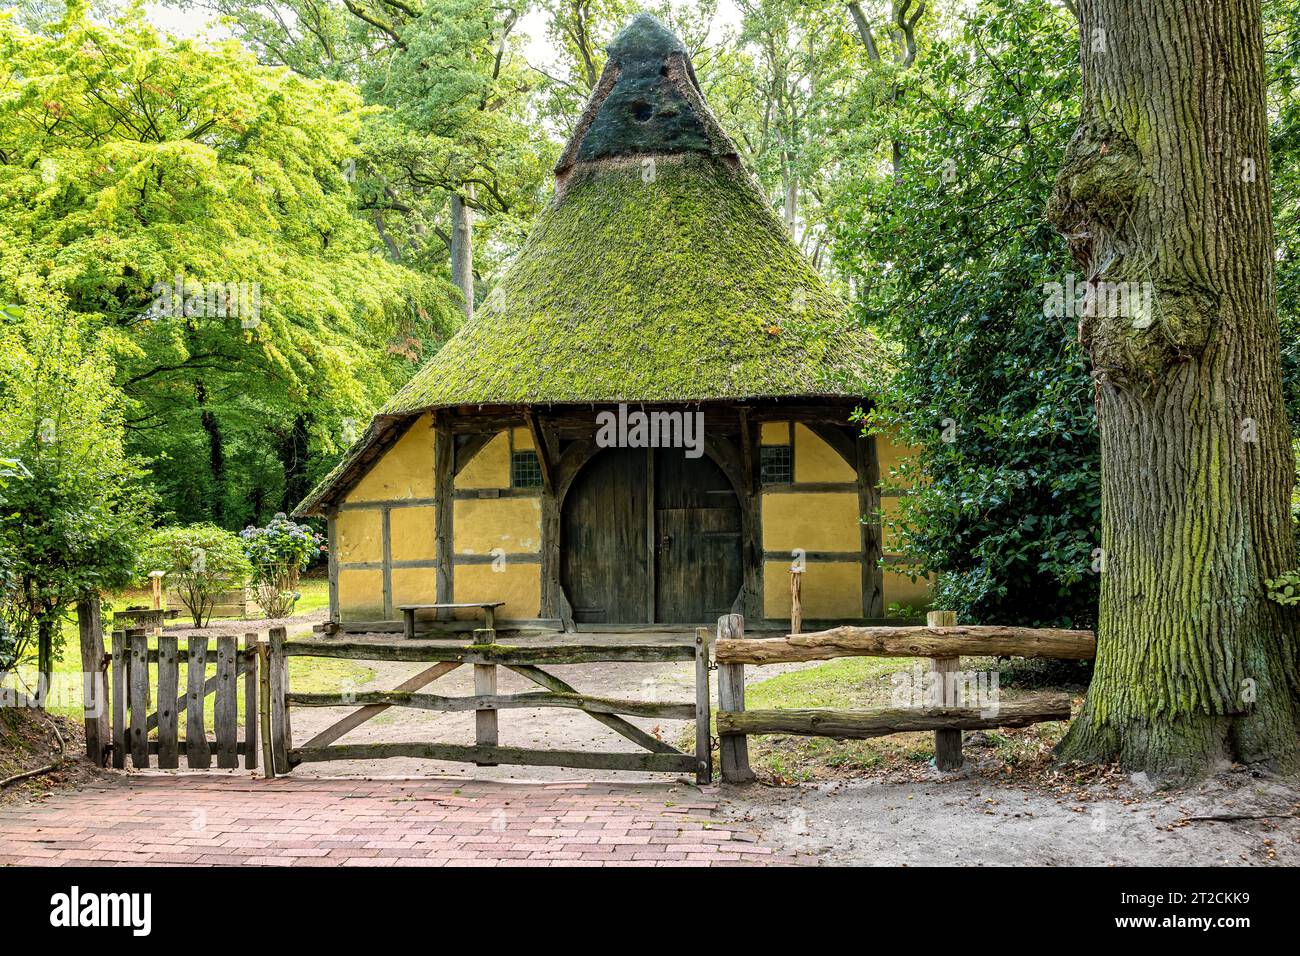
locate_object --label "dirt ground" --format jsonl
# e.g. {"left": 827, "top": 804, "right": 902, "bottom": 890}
{"left": 718, "top": 763, "right": 1300, "bottom": 866}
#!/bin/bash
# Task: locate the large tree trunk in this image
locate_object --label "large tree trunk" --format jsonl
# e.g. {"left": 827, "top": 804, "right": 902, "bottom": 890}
{"left": 1047, "top": 0, "right": 1300, "bottom": 778}
{"left": 450, "top": 191, "right": 474, "bottom": 318}
{"left": 195, "top": 379, "right": 225, "bottom": 525}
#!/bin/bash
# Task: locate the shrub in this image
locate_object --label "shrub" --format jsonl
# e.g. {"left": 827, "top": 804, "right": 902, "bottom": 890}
{"left": 239, "top": 513, "right": 323, "bottom": 618}
{"left": 141, "top": 525, "right": 252, "bottom": 627}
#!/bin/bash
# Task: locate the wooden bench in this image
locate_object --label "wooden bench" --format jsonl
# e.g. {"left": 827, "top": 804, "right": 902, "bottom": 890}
{"left": 397, "top": 602, "right": 505, "bottom": 639}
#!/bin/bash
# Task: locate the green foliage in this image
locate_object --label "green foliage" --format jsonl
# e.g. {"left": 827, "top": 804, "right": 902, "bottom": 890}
{"left": 0, "top": 283, "right": 152, "bottom": 672}
{"left": 0, "top": 4, "right": 456, "bottom": 529}
{"left": 833, "top": 0, "right": 1099, "bottom": 628}
{"left": 1265, "top": 571, "right": 1300, "bottom": 607}
{"left": 239, "top": 512, "right": 323, "bottom": 616}
{"left": 140, "top": 523, "right": 253, "bottom": 627}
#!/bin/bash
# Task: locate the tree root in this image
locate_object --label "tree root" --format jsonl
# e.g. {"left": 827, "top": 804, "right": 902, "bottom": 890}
{"left": 0, "top": 709, "right": 66, "bottom": 790}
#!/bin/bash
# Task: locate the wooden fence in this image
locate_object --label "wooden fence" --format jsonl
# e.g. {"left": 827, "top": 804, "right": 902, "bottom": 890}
{"left": 108, "top": 630, "right": 264, "bottom": 770}
{"left": 713, "top": 611, "right": 1096, "bottom": 782}
{"left": 266, "top": 626, "right": 713, "bottom": 783}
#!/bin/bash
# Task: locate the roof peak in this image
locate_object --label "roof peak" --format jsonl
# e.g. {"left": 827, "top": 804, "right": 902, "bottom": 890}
{"left": 555, "top": 13, "right": 737, "bottom": 181}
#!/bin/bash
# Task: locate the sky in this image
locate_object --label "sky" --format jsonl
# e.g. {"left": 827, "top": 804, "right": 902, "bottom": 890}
{"left": 142, "top": 1, "right": 746, "bottom": 75}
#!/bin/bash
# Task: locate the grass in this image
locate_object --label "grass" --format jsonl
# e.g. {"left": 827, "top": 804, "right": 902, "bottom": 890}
{"left": 684, "top": 656, "right": 1081, "bottom": 784}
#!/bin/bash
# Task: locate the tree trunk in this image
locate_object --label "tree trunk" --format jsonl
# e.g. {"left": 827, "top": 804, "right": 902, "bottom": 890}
{"left": 36, "top": 614, "right": 54, "bottom": 710}
{"left": 450, "top": 191, "right": 474, "bottom": 318}
{"left": 1047, "top": 0, "right": 1300, "bottom": 778}
{"left": 195, "top": 380, "right": 225, "bottom": 525}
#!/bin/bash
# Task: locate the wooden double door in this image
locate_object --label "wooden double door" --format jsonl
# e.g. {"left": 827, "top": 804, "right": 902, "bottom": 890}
{"left": 561, "top": 448, "right": 744, "bottom": 624}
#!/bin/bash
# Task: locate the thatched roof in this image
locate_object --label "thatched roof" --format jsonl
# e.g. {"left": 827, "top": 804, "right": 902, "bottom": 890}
{"left": 295, "top": 14, "right": 881, "bottom": 517}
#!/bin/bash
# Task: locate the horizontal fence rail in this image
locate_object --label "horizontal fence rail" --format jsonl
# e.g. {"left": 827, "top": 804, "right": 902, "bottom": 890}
{"left": 714, "top": 612, "right": 1095, "bottom": 781}
{"left": 281, "top": 640, "right": 697, "bottom": 666}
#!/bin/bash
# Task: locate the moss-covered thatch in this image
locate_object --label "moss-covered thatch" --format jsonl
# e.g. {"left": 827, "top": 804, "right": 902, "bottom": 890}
{"left": 295, "top": 14, "right": 882, "bottom": 516}
{"left": 383, "top": 152, "right": 879, "bottom": 414}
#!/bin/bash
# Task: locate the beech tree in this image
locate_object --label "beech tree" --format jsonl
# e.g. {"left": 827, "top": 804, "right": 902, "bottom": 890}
{"left": 1047, "top": 0, "right": 1300, "bottom": 776}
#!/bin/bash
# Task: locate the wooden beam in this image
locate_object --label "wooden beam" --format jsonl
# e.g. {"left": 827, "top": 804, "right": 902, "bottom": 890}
{"left": 76, "top": 599, "right": 108, "bottom": 766}
{"left": 927, "top": 610, "right": 962, "bottom": 771}
{"left": 858, "top": 431, "right": 884, "bottom": 617}
{"left": 715, "top": 693, "right": 1074, "bottom": 739}
{"left": 284, "top": 640, "right": 698, "bottom": 665}
{"left": 694, "top": 628, "right": 712, "bottom": 785}
{"left": 326, "top": 506, "right": 340, "bottom": 624}
{"left": 507, "top": 664, "right": 683, "bottom": 754}
{"left": 287, "top": 689, "right": 695, "bottom": 719}
{"left": 298, "top": 661, "right": 461, "bottom": 749}
{"left": 453, "top": 432, "right": 495, "bottom": 476}
{"left": 716, "top": 614, "right": 755, "bottom": 784}
{"left": 434, "top": 419, "right": 455, "bottom": 615}
{"left": 714, "top": 625, "right": 1097, "bottom": 665}
{"left": 290, "top": 742, "right": 699, "bottom": 774}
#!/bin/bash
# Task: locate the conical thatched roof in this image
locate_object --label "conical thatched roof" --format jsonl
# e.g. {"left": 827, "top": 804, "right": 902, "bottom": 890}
{"left": 295, "top": 14, "right": 881, "bottom": 516}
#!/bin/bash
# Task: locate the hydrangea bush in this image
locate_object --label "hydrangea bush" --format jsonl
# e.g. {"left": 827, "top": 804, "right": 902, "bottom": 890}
{"left": 240, "top": 513, "right": 323, "bottom": 618}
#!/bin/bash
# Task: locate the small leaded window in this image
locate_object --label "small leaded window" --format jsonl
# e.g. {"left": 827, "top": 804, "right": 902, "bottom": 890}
{"left": 511, "top": 450, "right": 544, "bottom": 488}
{"left": 760, "top": 444, "right": 793, "bottom": 484}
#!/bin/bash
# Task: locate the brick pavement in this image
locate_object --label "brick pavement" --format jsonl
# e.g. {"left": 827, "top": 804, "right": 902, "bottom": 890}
{"left": 0, "top": 774, "right": 808, "bottom": 867}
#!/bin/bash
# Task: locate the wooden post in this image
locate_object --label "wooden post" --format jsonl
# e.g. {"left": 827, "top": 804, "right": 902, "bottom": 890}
{"left": 76, "top": 599, "right": 109, "bottom": 766}
{"left": 110, "top": 630, "right": 126, "bottom": 769}
{"left": 244, "top": 634, "right": 258, "bottom": 770}
{"left": 473, "top": 626, "right": 498, "bottom": 765}
{"left": 149, "top": 571, "right": 165, "bottom": 635}
{"left": 186, "top": 636, "right": 211, "bottom": 769}
{"left": 694, "top": 628, "right": 712, "bottom": 785}
{"left": 927, "top": 609, "right": 963, "bottom": 771}
{"left": 789, "top": 568, "right": 803, "bottom": 634}
{"left": 716, "top": 613, "right": 755, "bottom": 784}
{"left": 258, "top": 640, "right": 275, "bottom": 777}
{"left": 156, "top": 635, "right": 179, "bottom": 769}
{"left": 269, "top": 626, "right": 291, "bottom": 773}
{"left": 215, "top": 636, "right": 238, "bottom": 768}
{"left": 129, "top": 634, "right": 149, "bottom": 768}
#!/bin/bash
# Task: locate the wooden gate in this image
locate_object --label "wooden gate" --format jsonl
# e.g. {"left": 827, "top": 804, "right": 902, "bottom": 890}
{"left": 108, "top": 630, "right": 264, "bottom": 770}
{"left": 266, "top": 627, "right": 712, "bottom": 783}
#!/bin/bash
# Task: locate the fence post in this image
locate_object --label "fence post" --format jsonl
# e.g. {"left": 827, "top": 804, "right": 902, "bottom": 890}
{"left": 244, "top": 634, "right": 258, "bottom": 770}
{"left": 77, "top": 598, "right": 109, "bottom": 766}
{"left": 186, "top": 636, "right": 211, "bottom": 769}
{"left": 473, "top": 627, "right": 498, "bottom": 765}
{"left": 269, "top": 626, "right": 291, "bottom": 773}
{"left": 716, "top": 613, "right": 755, "bottom": 784}
{"left": 694, "top": 628, "right": 712, "bottom": 785}
{"left": 156, "top": 635, "right": 179, "bottom": 769}
{"left": 129, "top": 633, "right": 149, "bottom": 768}
{"left": 258, "top": 639, "right": 275, "bottom": 778}
{"left": 927, "top": 609, "right": 963, "bottom": 771}
{"left": 110, "top": 630, "right": 126, "bottom": 769}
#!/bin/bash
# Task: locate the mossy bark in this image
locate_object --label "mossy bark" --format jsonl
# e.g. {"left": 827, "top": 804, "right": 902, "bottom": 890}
{"left": 1048, "top": 0, "right": 1300, "bottom": 779}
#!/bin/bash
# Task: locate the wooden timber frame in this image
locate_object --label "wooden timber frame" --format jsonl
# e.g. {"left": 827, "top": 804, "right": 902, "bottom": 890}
{"left": 712, "top": 612, "right": 1096, "bottom": 781}
{"left": 322, "top": 399, "right": 886, "bottom": 632}
{"left": 105, "top": 628, "right": 262, "bottom": 771}
{"left": 271, "top": 628, "right": 714, "bottom": 783}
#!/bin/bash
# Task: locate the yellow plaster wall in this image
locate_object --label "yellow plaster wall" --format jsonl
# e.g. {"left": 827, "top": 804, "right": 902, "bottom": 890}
{"left": 335, "top": 509, "right": 383, "bottom": 563}
{"left": 760, "top": 421, "right": 790, "bottom": 445}
{"left": 338, "top": 568, "right": 384, "bottom": 621}
{"left": 347, "top": 412, "right": 435, "bottom": 502}
{"left": 761, "top": 492, "right": 860, "bottom": 552}
{"left": 455, "top": 432, "right": 510, "bottom": 489}
{"left": 876, "top": 428, "right": 920, "bottom": 489}
{"left": 453, "top": 563, "right": 540, "bottom": 621}
{"left": 763, "top": 560, "right": 862, "bottom": 619}
{"left": 388, "top": 506, "right": 437, "bottom": 562}
{"left": 453, "top": 497, "right": 542, "bottom": 554}
{"left": 884, "top": 567, "right": 932, "bottom": 609}
{"left": 512, "top": 426, "right": 534, "bottom": 450}
{"left": 391, "top": 566, "right": 439, "bottom": 608}
{"left": 794, "top": 423, "right": 856, "bottom": 483}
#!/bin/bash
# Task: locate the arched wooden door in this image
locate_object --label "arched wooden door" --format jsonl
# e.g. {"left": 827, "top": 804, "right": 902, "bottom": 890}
{"left": 560, "top": 448, "right": 743, "bottom": 624}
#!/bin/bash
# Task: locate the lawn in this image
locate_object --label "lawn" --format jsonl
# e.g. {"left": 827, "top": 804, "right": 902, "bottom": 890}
{"left": 685, "top": 656, "right": 1084, "bottom": 784}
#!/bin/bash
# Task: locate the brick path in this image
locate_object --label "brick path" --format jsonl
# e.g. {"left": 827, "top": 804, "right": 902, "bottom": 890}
{"left": 0, "top": 775, "right": 807, "bottom": 867}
